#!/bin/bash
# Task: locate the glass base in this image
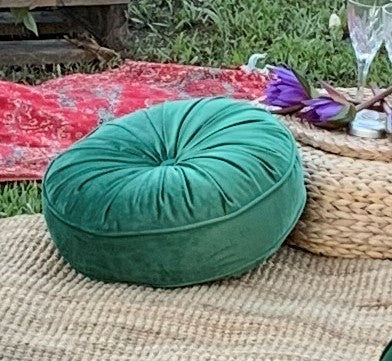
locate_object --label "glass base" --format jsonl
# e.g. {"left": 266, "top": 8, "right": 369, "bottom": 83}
{"left": 348, "top": 109, "right": 387, "bottom": 139}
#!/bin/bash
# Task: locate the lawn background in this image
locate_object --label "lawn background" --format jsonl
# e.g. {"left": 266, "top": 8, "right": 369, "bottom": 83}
{"left": 1, "top": 0, "right": 391, "bottom": 217}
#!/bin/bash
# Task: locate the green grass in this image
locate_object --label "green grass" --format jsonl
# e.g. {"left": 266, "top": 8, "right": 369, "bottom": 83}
{"left": 0, "top": 182, "right": 42, "bottom": 217}
{"left": 0, "top": 62, "right": 120, "bottom": 85}
{"left": 1, "top": 0, "right": 392, "bottom": 217}
{"left": 126, "top": 0, "right": 392, "bottom": 86}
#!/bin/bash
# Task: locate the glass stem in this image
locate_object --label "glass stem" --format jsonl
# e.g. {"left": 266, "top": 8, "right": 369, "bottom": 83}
{"left": 356, "top": 58, "right": 371, "bottom": 102}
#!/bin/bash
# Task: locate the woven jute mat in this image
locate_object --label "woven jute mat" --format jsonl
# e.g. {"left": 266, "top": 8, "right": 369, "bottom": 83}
{"left": 0, "top": 215, "right": 391, "bottom": 360}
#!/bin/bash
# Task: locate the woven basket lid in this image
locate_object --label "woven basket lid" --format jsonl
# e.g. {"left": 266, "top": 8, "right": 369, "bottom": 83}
{"left": 281, "top": 115, "right": 391, "bottom": 162}
{"left": 278, "top": 88, "right": 392, "bottom": 162}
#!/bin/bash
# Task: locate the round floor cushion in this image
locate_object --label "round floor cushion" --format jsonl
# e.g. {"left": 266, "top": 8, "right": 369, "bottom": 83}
{"left": 42, "top": 97, "right": 306, "bottom": 287}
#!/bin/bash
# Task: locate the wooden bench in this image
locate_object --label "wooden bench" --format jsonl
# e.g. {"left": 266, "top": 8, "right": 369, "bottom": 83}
{"left": 0, "top": 0, "right": 129, "bottom": 65}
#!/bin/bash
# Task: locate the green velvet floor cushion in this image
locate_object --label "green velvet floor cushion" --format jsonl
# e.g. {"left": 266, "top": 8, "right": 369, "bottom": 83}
{"left": 381, "top": 339, "right": 392, "bottom": 361}
{"left": 43, "top": 97, "right": 306, "bottom": 287}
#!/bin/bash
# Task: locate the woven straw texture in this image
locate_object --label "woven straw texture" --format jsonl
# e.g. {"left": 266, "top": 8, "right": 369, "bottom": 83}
{"left": 1, "top": 215, "right": 392, "bottom": 361}
{"left": 280, "top": 88, "right": 392, "bottom": 259}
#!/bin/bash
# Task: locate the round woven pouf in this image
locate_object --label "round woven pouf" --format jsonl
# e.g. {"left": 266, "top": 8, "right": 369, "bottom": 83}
{"left": 281, "top": 89, "right": 392, "bottom": 259}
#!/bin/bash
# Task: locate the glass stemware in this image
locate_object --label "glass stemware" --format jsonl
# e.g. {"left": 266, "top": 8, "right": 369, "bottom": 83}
{"left": 383, "top": 4, "right": 392, "bottom": 63}
{"left": 347, "top": 0, "right": 389, "bottom": 101}
{"left": 382, "top": 3, "right": 392, "bottom": 133}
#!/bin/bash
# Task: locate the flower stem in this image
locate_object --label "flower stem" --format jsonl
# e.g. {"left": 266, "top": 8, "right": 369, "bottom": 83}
{"left": 372, "top": 85, "right": 392, "bottom": 132}
{"left": 349, "top": 100, "right": 383, "bottom": 111}
{"left": 356, "top": 85, "right": 392, "bottom": 112}
{"left": 271, "top": 104, "right": 304, "bottom": 115}
{"left": 370, "top": 84, "right": 392, "bottom": 111}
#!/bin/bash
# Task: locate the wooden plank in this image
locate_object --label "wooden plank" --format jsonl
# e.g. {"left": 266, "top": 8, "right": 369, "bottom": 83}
{"left": 0, "top": 10, "right": 66, "bottom": 24}
{"left": 0, "top": 39, "right": 95, "bottom": 65}
{"left": 0, "top": 10, "right": 69, "bottom": 36}
{"left": 0, "top": 0, "right": 128, "bottom": 9}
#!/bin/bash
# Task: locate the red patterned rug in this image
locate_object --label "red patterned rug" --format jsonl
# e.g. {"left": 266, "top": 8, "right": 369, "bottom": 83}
{"left": 0, "top": 60, "right": 268, "bottom": 182}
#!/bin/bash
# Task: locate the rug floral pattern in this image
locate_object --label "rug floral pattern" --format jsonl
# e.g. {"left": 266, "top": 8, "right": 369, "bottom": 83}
{"left": 0, "top": 61, "right": 268, "bottom": 181}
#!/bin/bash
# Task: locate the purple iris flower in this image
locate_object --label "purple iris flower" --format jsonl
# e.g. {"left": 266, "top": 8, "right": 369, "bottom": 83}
{"left": 301, "top": 97, "right": 344, "bottom": 123}
{"left": 300, "top": 94, "right": 356, "bottom": 129}
{"left": 265, "top": 66, "right": 311, "bottom": 108}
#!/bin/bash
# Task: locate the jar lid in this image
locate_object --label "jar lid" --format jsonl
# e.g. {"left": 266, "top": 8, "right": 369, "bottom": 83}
{"left": 348, "top": 110, "right": 387, "bottom": 139}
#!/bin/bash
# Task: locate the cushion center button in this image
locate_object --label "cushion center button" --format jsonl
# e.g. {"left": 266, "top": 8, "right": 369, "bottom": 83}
{"left": 161, "top": 159, "right": 176, "bottom": 166}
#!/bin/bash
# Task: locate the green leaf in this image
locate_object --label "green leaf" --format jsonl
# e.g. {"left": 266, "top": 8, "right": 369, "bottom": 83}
{"left": 320, "top": 81, "right": 350, "bottom": 104}
{"left": 10, "top": 8, "right": 26, "bottom": 23}
{"left": 328, "top": 103, "right": 356, "bottom": 127}
{"left": 23, "top": 12, "right": 38, "bottom": 36}
{"left": 10, "top": 8, "right": 28, "bottom": 24}
{"left": 309, "top": 85, "right": 320, "bottom": 99}
{"left": 10, "top": 8, "right": 38, "bottom": 36}
{"left": 292, "top": 68, "right": 319, "bottom": 98}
